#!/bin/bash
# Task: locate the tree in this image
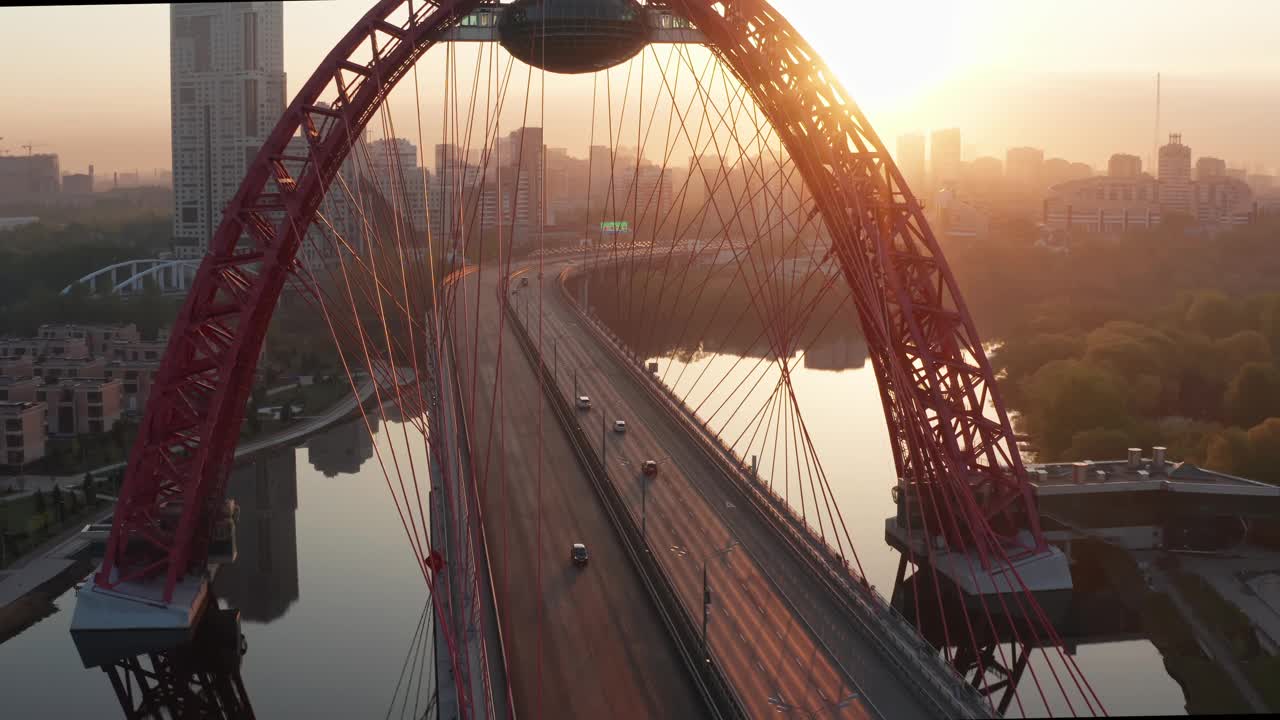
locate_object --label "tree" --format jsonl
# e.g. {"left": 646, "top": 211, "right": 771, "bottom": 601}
{"left": 1184, "top": 290, "right": 1242, "bottom": 339}
{"left": 1245, "top": 418, "right": 1280, "bottom": 484}
{"left": 1223, "top": 362, "right": 1280, "bottom": 428}
{"left": 33, "top": 488, "right": 46, "bottom": 515}
{"left": 1211, "top": 331, "right": 1272, "bottom": 383}
{"left": 1206, "top": 427, "right": 1251, "bottom": 476}
{"left": 1021, "top": 359, "right": 1131, "bottom": 460}
{"left": 82, "top": 472, "right": 97, "bottom": 507}
{"left": 51, "top": 485, "right": 65, "bottom": 522}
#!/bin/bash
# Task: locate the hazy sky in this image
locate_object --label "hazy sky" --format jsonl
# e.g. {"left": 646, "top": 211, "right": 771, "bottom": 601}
{"left": 3, "top": 1, "right": 1279, "bottom": 177}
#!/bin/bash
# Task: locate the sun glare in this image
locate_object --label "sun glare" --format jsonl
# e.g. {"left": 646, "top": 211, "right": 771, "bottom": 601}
{"left": 777, "top": 0, "right": 962, "bottom": 112}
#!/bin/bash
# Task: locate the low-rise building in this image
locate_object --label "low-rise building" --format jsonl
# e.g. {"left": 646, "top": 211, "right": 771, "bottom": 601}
{"left": 0, "top": 335, "right": 90, "bottom": 361}
{"left": 1, "top": 400, "right": 47, "bottom": 468}
{"left": 0, "top": 376, "right": 40, "bottom": 403}
{"left": 34, "top": 356, "right": 107, "bottom": 383}
{"left": 103, "top": 361, "right": 160, "bottom": 414}
{"left": 1042, "top": 175, "right": 1163, "bottom": 233}
{"left": 108, "top": 338, "right": 165, "bottom": 363}
{"left": 0, "top": 355, "right": 34, "bottom": 379}
{"left": 38, "top": 323, "right": 141, "bottom": 357}
{"left": 37, "top": 377, "right": 124, "bottom": 436}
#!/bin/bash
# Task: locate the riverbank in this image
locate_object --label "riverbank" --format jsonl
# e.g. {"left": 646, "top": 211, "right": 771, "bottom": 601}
{"left": 0, "top": 374, "right": 381, "bottom": 642}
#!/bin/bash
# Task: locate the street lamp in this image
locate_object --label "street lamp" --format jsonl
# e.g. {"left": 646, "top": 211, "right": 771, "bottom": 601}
{"left": 703, "top": 539, "right": 740, "bottom": 663}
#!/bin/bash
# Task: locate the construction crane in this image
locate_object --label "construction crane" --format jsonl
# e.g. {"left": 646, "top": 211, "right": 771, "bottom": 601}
{"left": 22, "top": 142, "right": 48, "bottom": 156}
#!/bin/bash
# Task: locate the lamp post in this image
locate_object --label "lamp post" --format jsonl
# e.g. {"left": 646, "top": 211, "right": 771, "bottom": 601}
{"left": 703, "top": 539, "right": 740, "bottom": 663}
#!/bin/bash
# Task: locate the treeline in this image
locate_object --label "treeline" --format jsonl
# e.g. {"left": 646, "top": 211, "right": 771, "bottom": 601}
{"left": 954, "top": 220, "right": 1280, "bottom": 482}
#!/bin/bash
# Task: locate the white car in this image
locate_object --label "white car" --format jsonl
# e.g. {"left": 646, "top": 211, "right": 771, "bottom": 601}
{"left": 576, "top": 395, "right": 592, "bottom": 410}
{"left": 613, "top": 420, "right": 627, "bottom": 433}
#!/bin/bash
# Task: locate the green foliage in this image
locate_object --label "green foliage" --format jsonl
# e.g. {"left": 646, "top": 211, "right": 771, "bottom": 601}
{"left": 1185, "top": 290, "right": 1243, "bottom": 339}
{"left": 1244, "top": 419, "right": 1280, "bottom": 484}
{"left": 32, "top": 489, "right": 45, "bottom": 515}
{"left": 82, "top": 473, "right": 97, "bottom": 507}
{"left": 1223, "top": 362, "right": 1280, "bottom": 428}
{"left": 1020, "top": 359, "right": 1130, "bottom": 458}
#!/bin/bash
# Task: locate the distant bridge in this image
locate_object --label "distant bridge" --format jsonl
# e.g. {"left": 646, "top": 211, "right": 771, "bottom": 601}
{"left": 61, "top": 257, "right": 199, "bottom": 297}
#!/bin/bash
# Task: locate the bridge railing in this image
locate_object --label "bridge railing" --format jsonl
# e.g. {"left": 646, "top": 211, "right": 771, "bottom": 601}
{"left": 557, "top": 263, "right": 994, "bottom": 720}
{"left": 501, "top": 274, "right": 750, "bottom": 720}
{"left": 435, "top": 312, "right": 515, "bottom": 719}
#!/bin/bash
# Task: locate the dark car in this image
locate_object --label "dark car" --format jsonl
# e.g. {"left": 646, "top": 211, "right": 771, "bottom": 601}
{"left": 641, "top": 460, "right": 658, "bottom": 476}
{"left": 571, "top": 543, "right": 589, "bottom": 566}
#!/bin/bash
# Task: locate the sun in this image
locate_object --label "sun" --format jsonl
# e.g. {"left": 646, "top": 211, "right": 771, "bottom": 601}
{"left": 774, "top": 0, "right": 962, "bottom": 113}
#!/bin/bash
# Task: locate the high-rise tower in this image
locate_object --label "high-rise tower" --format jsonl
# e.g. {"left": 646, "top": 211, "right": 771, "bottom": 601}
{"left": 170, "top": 2, "right": 286, "bottom": 257}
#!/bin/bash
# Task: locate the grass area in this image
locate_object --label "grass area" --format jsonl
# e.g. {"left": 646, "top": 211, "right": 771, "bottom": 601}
{"left": 0, "top": 482, "right": 111, "bottom": 570}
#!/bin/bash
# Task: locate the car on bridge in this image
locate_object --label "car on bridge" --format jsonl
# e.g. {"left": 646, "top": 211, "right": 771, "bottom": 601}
{"left": 576, "top": 395, "right": 592, "bottom": 410}
{"left": 614, "top": 420, "right": 627, "bottom": 433}
{"left": 641, "top": 459, "right": 658, "bottom": 476}
{"left": 520, "top": 276, "right": 529, "bottom": 286}
{"left": 571, "top": 543, "right": 589, "bottom": 567}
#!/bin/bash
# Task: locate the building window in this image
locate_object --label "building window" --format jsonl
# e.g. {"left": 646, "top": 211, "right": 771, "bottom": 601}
{"left": 89, "top": 420, "right": 103, "bottom": 434}
{"left": 4, "top": 419, "right": 19, "bottom": 432}
{"left": 88, "top": 406, "right": 103, "bottom": 418}
{"left": 88, "top": 391, "right": 102, "bottom": 403}
{"left": 6, "top": 451, "right": 21, "bottom": 466}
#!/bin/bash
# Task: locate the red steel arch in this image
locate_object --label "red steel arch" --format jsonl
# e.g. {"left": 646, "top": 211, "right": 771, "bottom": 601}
{"left": 99, "top": 0, "right": 1041, "bottom": 604}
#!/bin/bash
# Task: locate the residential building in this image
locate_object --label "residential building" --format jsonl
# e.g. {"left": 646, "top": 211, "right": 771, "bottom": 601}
{"left": 103, "top": 361, "right": 161, "bottom": 414}
{"left": 929, "top": 128, "right": 962, "bottom": 191}
{"left": 1158, "top": 134, "right": 1193, "bottom": 217}
{"left": 39, "top": 323, "right": 139, "bottom": 358}
{"left": 367, "top": 137, "right": 429, "bottom": 235}
{"left": 34, "top": 357, "right": 107, "bottom": 383}
{"left": 0, "top": 335, "right": 89, "bottom": 361}
{"left": 170, "top": 2, "right": 286, "bottom": 255}
{"left": 109, "top": 339, "right": 166, "bottom": 363}
{"left": 1248, "top": 174, "right": 1275, "bottom": 196}
{"left": 0, "top": 376, "right": 39, "bottom": 403}
{"left": 1, "top": 401, "right": 47, "bottom": 468}
{"left": 38, "top": 378, "right": 124, "bottom": 436}
{"left": 0, "top": 356, "right": 34, "bottom": 379}
{"left": 0, "top": 154, "right": 60, "bottom": 203}
{"left": 1108, "top": 154, "right": 1142, "bottom": 178}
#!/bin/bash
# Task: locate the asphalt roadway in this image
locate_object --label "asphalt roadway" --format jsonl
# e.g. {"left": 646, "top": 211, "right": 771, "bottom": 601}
{"left": 450, "top": 264, "right": 707, "bottom": 719}
{"left": 504, "top": 258, "right": 939, "bottom": 720}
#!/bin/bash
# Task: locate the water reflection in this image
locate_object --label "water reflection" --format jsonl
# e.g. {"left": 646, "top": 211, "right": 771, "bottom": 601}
{"left": 0, "top": 415, "right": 438, "bottom": 718}
{"left": 97, "top": 597, "right": 255, "bottom": 719}
{"left": 307, "top": 413, "right": 380, "bottom": 477}
{"left": 215, "top": 450, "right": 300, "bottom": 623}
{"left": 576, "top": 265, "right": 1191, "bottom": 717}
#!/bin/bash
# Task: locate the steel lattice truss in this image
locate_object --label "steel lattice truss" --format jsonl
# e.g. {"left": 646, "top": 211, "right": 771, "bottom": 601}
{"left": 99, "top": 0, "right": 1042, "bottom": 657}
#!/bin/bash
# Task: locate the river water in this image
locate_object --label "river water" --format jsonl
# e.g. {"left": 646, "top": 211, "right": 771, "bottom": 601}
{"left": 0, "top": 325, "right": 1191, "bottom": 717}
{"left": 0, "top": 416, "right": 439, "bottom": 719}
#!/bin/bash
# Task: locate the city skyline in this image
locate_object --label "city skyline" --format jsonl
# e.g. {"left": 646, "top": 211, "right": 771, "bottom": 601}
{"left": 3, "top": 1, "right": 1280, "bottom": 178}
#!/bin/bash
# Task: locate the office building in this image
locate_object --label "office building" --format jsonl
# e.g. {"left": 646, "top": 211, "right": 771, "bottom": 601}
{"left": 38, "top": 378, "right": 124, "bottom": 436}
{"left": 1158, "top": 134, "right": 1193, "bottom": 217}
{"left": 1005, "top": 147, "right": 1044, "bottom": 187}
{"left": 1042, "top": 176, "right": 1163, "bottom": 233}
{"left": 929, "top": 128, "right": 962, "bottom": 191}
{"left": 170, "top": 2, "right": 286, "bottom": 257}
{"left": 1196, "top": 157, "right": 1227, "bottom": 181}
{"left": 1108, "top": 154, "right": 1142, "bottom": 178}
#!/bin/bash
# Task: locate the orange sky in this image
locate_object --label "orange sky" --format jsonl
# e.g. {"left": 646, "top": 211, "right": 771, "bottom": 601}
{"left": 2, "top": 1, "right": 1278, "bottom": 178}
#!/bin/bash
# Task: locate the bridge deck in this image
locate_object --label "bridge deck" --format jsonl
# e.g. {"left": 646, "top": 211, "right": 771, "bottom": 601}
{"left": 512, "top": 259, "right": 940, "bottom": 720}
{"left": 451, "top": 266, "right": 706, "bottom": 719}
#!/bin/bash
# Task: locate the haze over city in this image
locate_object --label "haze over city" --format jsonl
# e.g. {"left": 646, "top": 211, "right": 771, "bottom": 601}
{"left": 5, "top": 0, "right": 1280, "bottom": 177}
{"left": 3, "top": 2, "right": 1280, "bottom": 719}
